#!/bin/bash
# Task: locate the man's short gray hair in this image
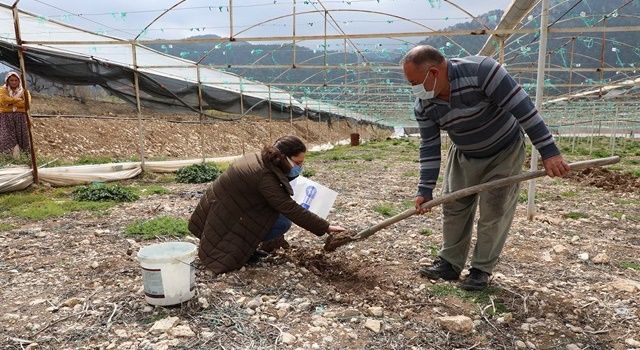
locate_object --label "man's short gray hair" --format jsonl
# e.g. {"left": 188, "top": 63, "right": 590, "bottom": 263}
{"left": 400, "top": 45, "right": 445, "bottom": 68}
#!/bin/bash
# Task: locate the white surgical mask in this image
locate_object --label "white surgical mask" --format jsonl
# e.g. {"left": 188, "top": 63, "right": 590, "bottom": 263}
{"left": 411, "top": 68, "right": 437, "bottom": 100}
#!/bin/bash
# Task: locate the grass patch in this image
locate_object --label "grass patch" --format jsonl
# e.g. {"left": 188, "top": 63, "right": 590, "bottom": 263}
{"left": 429, "top": 284, "right": 508, "bottom": 315}
{"left": 373, "top": 202, "right": 398, "bottom": 217}
{"left": 614, "top": 198, "right": 640, "bottom": 206}
{"left": 302, "top": 168, "right": 316, "bottom": 177}
{"left": 560, "top": 190, "right": 578, "bottom": 198}
{"left": 563, "top": 211, "right": 589, "bottom": 220}
{"left": 74, "top": 155, "right": 117, "bottom": 165}
{"left": 518, "top": 190, "right": 528, "bottom": 204}
{"left": 125, "top": 216, "right": 189, "bottom": 240}
{"left": 426, "top": 244, "right": 439, "bottom": 258}
{"left": 1, "top": 189, "right": 116, "bottom": 220}
{"left": 558, "top": 136, "right": 639, "bottom": 173}
{"left": 402, "top": 170, "right": 419, "bottom": 178}
{"left": 0, "top": 223, "right": 16, "bottom": 232}
{"left": 401, "top": 200, "right": 414, "bottom": 211}
{"left": 306, "top": 139, "right": 421, "bottom": 163}
{"left": 420, "top": 228, "right": 433, "bottom": 236}
{"left": 73, "top": 183, "right": 139, "bottom": 202}
{"left": 619, "top": 261, "right": 640, "bottom": 271}
{"left": 156, "top": 174, "right": 176, "bottom": 183}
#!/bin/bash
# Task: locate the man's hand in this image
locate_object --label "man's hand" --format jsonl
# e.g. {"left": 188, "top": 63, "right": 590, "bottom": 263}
{"left": 327, "top": 225, "right": 346, "bottom": 233}
{"left": 415, "top": 195, "right": 433, "bottom": 215}
{"left": 542, "top": 154, "right": 570, "bottom": 177}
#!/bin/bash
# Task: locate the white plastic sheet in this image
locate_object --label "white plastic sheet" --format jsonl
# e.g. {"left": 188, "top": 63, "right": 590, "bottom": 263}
{"left": 0, "top": 155, "right": 241, "bottom": 193}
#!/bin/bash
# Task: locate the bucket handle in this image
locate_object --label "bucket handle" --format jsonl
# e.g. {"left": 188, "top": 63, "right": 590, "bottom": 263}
{"left": 174, "top": 258, "right": 196, "bottom": 268}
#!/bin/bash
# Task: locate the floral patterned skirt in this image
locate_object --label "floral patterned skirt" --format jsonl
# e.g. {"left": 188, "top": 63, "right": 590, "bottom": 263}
{"left": 0, "top": 112, "right": 31, "bottom": 154}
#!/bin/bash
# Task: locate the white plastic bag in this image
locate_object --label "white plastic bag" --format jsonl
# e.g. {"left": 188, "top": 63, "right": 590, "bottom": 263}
{"left": 290, "top": 176, "right": 338, "bottom": 219}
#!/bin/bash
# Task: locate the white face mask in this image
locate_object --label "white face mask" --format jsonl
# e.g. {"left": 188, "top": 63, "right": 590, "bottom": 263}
{"left": 411, "top": 68, "right": 437, "bottom": 100}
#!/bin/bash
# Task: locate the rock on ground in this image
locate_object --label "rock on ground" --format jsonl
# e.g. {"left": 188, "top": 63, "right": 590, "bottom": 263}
{"left": 364, "top": 319, "right": 382, "bottom": 333}
{"left": 281, "top": 332, "right": 296, "bottom": 344}
{"left": 436, "top": 315, "right": 474, "bottom": 334}
{"left": 167, "top": 325, "right": 195, "bottom": 338}
{"left": 149, "top": 316, "right": 180, "bottom": 334}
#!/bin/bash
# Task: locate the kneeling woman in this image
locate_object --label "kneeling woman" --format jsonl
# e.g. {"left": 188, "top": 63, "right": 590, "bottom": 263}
{"left": 189, "top": 135, "right": 345, "bottom": 274}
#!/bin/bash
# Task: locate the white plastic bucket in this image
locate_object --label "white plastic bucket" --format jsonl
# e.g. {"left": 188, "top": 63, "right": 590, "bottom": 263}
{"left": 136, "top": 242, "right": 197, "bottom": 306}
{"left": 290, "top": 176, "right": 338, "bottom": 219}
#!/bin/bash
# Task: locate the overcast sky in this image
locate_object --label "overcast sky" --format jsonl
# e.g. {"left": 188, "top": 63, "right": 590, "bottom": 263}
{"left": 2, "top": 0, "right": 511, "bottom": 45}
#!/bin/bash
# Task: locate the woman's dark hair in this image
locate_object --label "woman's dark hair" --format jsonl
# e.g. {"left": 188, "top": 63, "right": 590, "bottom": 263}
{"left": 262, "top": 135, "right": 306, "bottom": 172}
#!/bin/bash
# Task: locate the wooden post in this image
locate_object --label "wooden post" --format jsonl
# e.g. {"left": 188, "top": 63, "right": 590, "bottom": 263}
{"left": 499, "top": 37, "right": 505, "bottom": 64}
{"left": 196, "top": 64, "right": 205, "bottom": 163}
{"left": 131, "top": 44, "right": 146, "bottom": 169}
{"left": 11, "top": 5, "right": 39, "bottom": 184}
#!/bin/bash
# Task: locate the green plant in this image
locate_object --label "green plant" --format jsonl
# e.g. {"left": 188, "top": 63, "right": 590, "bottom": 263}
{"left": 125, "top": 216, "right": 190, "bottom": 240}
{"left": 518, "top": 190, "right": 528, "bottom": 204}
{"left": 563, "top": 211, "right": 589, "bottom": 220}
{"left": 619, "top": 261, "right": 640, "bottom": 271}
{"left": 176, "top": 163, "right": 222, "bottom": 184}
{"left": 420, "top": 228, "right": 433, "bottom": 236}
{"left": 427, "top": 244, "right": 439, "bottom": 258}
{"left": 73, "top": 183, "right": 139, "bottom": 202}
{"left": 560, "top": 191, "right": 578, "bottom": 198}
{"left": 373, "top": 203, "right": 397, "bottom": 217}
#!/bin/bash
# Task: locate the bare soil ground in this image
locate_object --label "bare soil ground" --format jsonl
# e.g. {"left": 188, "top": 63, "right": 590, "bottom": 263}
{"left": 23, "top": 94, "right": 388, "bottom": 162}
{"left": 1, "top": 139, "right": 639, "bottom": 350}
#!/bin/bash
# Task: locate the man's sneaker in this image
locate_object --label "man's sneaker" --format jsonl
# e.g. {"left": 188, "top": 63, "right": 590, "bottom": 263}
{"left": 460, "top": 268, "right": 491, "bottom": 291}
{"left": 419, "top": 257, "right": 461, "bottom": 280}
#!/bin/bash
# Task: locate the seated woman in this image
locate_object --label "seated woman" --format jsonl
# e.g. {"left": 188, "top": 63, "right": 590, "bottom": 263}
{"left": 188, "top": 135, "right": 345, "bottom": 274}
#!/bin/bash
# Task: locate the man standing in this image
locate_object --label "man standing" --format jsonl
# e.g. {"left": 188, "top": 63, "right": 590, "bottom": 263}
{"left": 401, "top": 45, "right": 569, "bottom": 290}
